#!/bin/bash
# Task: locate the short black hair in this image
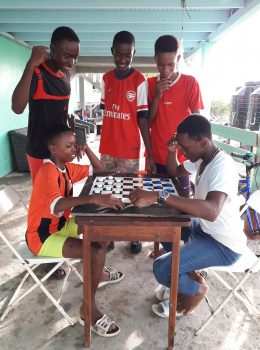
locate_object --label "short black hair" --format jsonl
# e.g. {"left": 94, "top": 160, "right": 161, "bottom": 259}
{"left": 112, "top": 31, "right": 135, "bottom": 47}
{"left": 177, "top": 114, "right": 212, "bottom": 140}
{"left": 45, "top": 124, "right": 73, "bottom": 146}
{"left": 51, "top": 26, "right": 80, "bottom": 44}
{"left": 154, "top": 35, "right": 179, "bottom": 54}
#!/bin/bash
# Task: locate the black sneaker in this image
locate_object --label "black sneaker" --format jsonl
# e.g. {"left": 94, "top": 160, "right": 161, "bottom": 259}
{"left": 130, "top": 241, "right": 142, "bottom": 254}
{"left": 107, "top": 241, "right": 115, "bottom": 252}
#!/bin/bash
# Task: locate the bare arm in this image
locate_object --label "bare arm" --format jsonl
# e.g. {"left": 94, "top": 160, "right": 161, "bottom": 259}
{"left": 138, "top": 118, "right": 157, "bottom": 173}
{"left": 12, "top": 46, "right": 49, "bottom": 114}
{"left": 54, "top": 193, "right": 124, "bottom": 214}
{"left": 166, "top": 136, "right": 190, "bottom": 177}
{"left": 163, "top": 191, "right": 227, "bottom": 221}
{"left": 81, "top": 143, "right": 105, "bottom": 173}
{"left": 129, "top": 189, "right": 227, "bottom": 222}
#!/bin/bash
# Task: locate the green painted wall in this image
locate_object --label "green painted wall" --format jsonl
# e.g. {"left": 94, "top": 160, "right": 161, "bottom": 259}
{"left": 0, "top": 34, "right": 30, "bottom": 177}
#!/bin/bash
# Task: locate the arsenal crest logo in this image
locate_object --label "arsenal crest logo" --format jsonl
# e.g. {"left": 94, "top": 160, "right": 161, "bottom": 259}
{"left": 126, "top": 90, "right": 136, "bottom": 102}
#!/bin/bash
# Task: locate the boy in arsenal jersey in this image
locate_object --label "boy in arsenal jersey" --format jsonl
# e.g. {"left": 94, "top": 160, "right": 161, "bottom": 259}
{"left": 99, "top": 31, "right": 156, "bottom": 254}
{"left": 148, "top": 35, "right": 204, "bottom": 197}
{"left": 12, "top": 26, "right": 80, "bottom": 184}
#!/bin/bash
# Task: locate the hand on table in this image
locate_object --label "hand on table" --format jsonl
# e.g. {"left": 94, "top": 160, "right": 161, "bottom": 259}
{"left": 129, "top": 188, "right": 158, "bottom": 208}
{"left": 93, "top": 194, "right": 124, "bottom": 210}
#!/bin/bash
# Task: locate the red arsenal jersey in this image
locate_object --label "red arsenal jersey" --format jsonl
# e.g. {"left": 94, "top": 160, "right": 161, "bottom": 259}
{"left": 148, "top": 74, "right": 204, "bottom": 165}
{"left": 99, "top": 69, "right": 148, "bottom": 159}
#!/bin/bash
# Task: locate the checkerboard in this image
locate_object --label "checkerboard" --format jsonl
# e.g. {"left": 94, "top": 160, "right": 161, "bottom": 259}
{"left": 89, "top": 175, "right": 178, "bottom": 203}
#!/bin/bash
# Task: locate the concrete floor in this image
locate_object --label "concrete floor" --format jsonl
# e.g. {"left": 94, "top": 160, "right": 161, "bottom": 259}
{"left": 0, "top": 151, "right": 260, "bottom": 350}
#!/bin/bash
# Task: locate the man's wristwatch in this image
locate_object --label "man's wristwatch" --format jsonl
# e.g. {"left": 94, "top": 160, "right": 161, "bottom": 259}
{"left": 158, "top": 190, "right": 170, "bottom": 205}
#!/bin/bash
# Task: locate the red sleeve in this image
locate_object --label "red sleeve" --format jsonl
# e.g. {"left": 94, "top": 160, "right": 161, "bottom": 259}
{"left": 187, "top": 77, "right": 204, "bottom": 111}
{"left": 66, "top": 163, "right": 89, "bottom": 183}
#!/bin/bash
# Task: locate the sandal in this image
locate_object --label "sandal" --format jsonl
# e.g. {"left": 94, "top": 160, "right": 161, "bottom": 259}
{"left": 155, "top": 285, "right": 170, "bottom": 302}
{"left": 98, "top": 266, "right": 124, "bottom": 288}
{"left": 79, "top": 314, "right": 120, "bottom": 337}
{"left": 149, "top": 247, "right": 166, "bottom": 259}
{"left": 152, "top": 300, "right": 194, "bottom": 318}
{"left": 44, "top": 264, "right": 66, "bottom": 280}
{"left": 152, "top": 300, "right": 170, "bottom": 318}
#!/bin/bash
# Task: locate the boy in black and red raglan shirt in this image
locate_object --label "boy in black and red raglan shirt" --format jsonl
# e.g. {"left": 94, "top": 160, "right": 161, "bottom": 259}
{"left": 12, "top": 26, "right": 80, "bottom": 183}
{"left": 12, "top": 26, "right": 79, "bottom": 280}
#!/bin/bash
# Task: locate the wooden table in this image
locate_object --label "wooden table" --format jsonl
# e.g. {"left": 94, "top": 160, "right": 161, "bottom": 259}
{"left": 72, "top": 173, "right": 190, "bottom": 349}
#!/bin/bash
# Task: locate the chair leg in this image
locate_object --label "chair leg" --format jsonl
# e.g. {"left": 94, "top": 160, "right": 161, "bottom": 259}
{"left": 153, "top": 242, "right": 160, "bottom": 259}
{"left": 1, "top": 262, "right": 74, "bottom": 325}
{"left": 228, "top": 272, "right": 259, "bottom": 312}
{"left": 0, "top": 269, "right": 31, "bottom": 321}
{"left": 57, "top": 266, "right": 72, "bottom": 304}
{"left": 66, "top": 260, "right": 83, "bottom": 283}
{"left": 195, "top": 263, "right": 260, "bottom": 336}
{"left": 2, "top": 261, "right": 64, "bottom": 313}
{"left": 204, "top": 295, "right": 215, "bottom": 314}
{"left": 212, "top": 271, "right": 259, "bottom": 315}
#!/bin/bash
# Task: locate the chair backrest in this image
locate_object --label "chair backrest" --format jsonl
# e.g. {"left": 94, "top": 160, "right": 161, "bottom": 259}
{"left": 0, "top": 186, "right": 22, "bottom": 218}
{"left": 247, "top": 189, "right": 260, "bottom": 213}
{"left": 0, "top": 185, "right": 30, "bottom": 264}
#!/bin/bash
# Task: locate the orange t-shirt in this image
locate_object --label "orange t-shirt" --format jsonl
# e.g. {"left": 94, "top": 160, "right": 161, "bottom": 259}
{"left": 26, "top": 160, "right": 89, "bottom": 255}
{"left": 99, "top": 69, "right": 148, "bottom": 159}
{"left": 148, "top": 74, "right": 204, "bottom": 165}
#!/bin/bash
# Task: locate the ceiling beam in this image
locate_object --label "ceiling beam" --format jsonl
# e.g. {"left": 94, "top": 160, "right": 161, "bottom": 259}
{"left": 0, "top": 0, "right": 244, "bottom": 10}
{"left": 14, "top": 32, "right": 207, "bottom": 42}
{"left": 0, "top": 10, "right": 229, "bottom": 24}
{"left": 0, "top": 23, "right": 218, "bottom": 33}
{"left": 27, "top": 40, "right": 197, "bottom": 49}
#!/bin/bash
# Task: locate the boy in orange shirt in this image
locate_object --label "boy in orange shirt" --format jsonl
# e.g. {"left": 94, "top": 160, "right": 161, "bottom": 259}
{"left": 27, "top": 124, "right": 123, "bottom": 337}
{"left": 148, "top": 35, "right": 204, "bottom": 197}
{"left": 99, "top": 31, "right": 156, "bottom": 254}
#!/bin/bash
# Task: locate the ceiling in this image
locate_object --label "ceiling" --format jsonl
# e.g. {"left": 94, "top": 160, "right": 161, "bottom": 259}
{"left": 0, "top": 0, "right": 259, "bottom": 73}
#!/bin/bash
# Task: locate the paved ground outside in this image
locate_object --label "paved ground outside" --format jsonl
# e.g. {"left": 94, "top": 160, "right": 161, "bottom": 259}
{"left": 0, "top": 138, "right": 259, "bottom": 350}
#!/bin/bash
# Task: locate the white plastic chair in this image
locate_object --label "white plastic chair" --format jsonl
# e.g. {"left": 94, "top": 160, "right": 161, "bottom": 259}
{"left": 195, "top": 190, "right": 260, "bottom": 336}
{"left": 0, "top": 186, "right": 83, "bottom": 325}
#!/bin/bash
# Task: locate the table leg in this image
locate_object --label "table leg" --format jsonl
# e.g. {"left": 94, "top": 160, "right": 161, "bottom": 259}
{"left": 83, "top": 230, "right": 91, "bottom": 347}
{"left": 168, "top": 227, "right": 181, "bottom": 350}
{"left": 153, "top": 242, "right": 160, "bottom": 259}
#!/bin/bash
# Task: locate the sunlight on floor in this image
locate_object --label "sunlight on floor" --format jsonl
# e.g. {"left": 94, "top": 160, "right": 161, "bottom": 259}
{"left": 220, "top": 311, "right": 250, "bottom": 350}
{"left": 124, "top": 330, "right": 144, "bottom": 349}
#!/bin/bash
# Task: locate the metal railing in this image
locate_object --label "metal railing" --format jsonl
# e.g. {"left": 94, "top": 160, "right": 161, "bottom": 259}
{"left": 211, "top": 122, "right": 260, "bottom": 189}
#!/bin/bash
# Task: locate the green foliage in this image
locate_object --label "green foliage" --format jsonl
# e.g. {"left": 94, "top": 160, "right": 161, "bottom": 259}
{"left": 210, "top": 100, "right": 231, "bottom": 121}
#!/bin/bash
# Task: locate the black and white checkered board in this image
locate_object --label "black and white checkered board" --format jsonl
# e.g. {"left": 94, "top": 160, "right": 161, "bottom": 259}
{"left": 89, "top": 176, "right": 178, "bottom": 203}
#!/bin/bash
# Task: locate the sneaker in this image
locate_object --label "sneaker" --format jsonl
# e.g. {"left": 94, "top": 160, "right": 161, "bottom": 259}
{"left": 107, "top": 241, "right": 115, "bottom": 252}
{"left": 130, "top": 241, "right": 142, "bottom": 254}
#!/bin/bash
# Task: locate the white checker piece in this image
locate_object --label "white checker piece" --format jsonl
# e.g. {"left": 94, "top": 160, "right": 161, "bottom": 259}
{"left": 89, "top": 176, "right": 178, "bottom": 204}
